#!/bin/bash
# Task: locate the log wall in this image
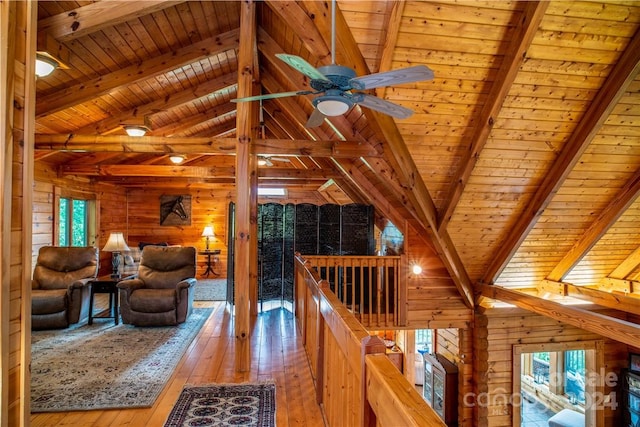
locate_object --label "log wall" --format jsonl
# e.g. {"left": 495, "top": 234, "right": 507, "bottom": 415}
{"left": 2, "top": 1, "right": 36, "bottom": 424}
{"left": 405, "top": 229, "right": 473, "bottom": 329}
{"left": 474, "top": 305, "right": 628, "bottom": 427}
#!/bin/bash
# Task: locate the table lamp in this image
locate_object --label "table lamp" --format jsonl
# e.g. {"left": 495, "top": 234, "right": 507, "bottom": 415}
{"left": 202, "top": 226, "right": 214, "bottom": 251}
{"left": 102, "top": 232, "right": 130, "bottom": 278}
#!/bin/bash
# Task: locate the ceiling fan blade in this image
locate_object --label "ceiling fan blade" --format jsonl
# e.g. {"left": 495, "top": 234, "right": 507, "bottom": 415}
{"left": 306, "top": 108, "right": 326, "bottom": 128}
{"left": 352, "top": 93, "right": 414, "bottom": 119}
{"left": 270, "top": 157, "right": 291, "bottom": 162}
{"left": 349, "top": 65, "right": 434, "bottom": 90}
{"left": 275, "top": 53, "right": 330, "bottom": 82}
{"left": 231, "top": 90, "right": 312, "bottom": 103}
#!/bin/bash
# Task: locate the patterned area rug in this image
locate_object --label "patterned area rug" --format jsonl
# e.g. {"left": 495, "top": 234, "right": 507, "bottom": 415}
{"left": 31, "top": 307, "right": 213, "bottom": 412}
{"left": 193, "top": 278, "right": 226, "bottom": 301}
{"left": 164, "top": 382, "right": 276, "bottom": 427}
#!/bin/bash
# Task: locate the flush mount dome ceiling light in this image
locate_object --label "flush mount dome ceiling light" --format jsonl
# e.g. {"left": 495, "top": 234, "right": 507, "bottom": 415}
{"left": 313, "top": 89, "right": 354, "bottom": 116}
{"left": 124, "top": 125, "right": 148, "bottom": 137}
{"left": 169, "top": 154, "right": 186, "bottom": 164}
{"left": 35, "top": 54, "right": 58, "bottom": 78}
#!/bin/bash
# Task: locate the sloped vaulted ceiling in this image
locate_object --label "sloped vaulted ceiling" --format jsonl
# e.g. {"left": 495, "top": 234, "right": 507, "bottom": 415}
{"left": 34, "top": 1, "right": 640, "bottom": 331}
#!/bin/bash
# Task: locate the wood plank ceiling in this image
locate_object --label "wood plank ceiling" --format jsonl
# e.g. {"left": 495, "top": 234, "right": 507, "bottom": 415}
{"left": 34, "top": 1, "right": 640, "bottom": 320}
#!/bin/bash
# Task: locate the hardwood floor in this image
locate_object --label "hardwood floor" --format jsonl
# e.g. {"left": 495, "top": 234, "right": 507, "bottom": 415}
{"left": 31, "top": 301, "right": 327, "bottom": 426}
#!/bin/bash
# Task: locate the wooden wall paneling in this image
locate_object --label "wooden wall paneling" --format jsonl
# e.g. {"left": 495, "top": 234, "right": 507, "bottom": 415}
{"left": 125, "top": 187, "right": 230, "bottom": 278}
{"left": 475, "top": 306, "right": 627, "bottom": 427}
{"left": 1, "top": 0, "right": 36, "bottom": 424}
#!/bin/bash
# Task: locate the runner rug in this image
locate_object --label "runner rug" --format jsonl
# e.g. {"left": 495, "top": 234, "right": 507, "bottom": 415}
{"left": 193, "top": 278, "right": 226, "bottom": 301}
{"left": 31, "top": 307, "right": 213, "bottom": 412}
{"left": 163, "top": 382, "right": 276, "bottom": 427}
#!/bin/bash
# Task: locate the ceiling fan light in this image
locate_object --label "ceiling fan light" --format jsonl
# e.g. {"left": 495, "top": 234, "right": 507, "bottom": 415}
{"left": 124, "top": 125, "right": 148, "bottom": 137}
{"left": 316, "top": 99, "right": 350, "bottom": 116}
{"left": 35, "top": 54, "right": 58, "bottom": 78}
{"left": 169, "top": 154, "right": 185, "bottom": 164}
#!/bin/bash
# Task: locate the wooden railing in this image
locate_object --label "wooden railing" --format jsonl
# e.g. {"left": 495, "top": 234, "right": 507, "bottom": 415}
{"left": 294, "top": 254, "right": 444, "bottom": 427}
{"left": 301, "top": 255, "right": 404, "bottom": 327}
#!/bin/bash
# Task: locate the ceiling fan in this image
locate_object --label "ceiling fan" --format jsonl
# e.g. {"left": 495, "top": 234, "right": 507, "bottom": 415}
{"left": 231, "top": 0, "right": 434, "bottom": 128}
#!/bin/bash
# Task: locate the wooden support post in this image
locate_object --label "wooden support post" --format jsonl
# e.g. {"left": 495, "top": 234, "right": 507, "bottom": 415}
{"left": 361, "top": 335, "right": 387, "bottom": 426}
{"left": 234, "top": 0, "right": 257, "bottom": 373}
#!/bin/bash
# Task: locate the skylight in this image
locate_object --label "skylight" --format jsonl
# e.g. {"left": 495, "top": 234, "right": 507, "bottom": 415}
{"left": 258, "top": 188, "right": 285, "bottom": 196}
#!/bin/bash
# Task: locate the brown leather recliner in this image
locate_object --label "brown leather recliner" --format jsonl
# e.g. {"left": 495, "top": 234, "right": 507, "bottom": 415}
{"left": 117, "top": 246, "right": 196, "bottom": 326}
{"left": 31, "top": 246, "right": 99, "bottom": 330}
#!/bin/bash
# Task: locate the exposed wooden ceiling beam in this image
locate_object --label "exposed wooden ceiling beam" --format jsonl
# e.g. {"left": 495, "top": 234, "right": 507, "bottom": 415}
{"left": 34, "top": 135, "right": 379, "bottom": 157}
{"left": 264, "top": 1, "right": 331, "bottom": 65}
{"left": 438, "top": 1, "right": 548, "bottom": 232}
{"left": 483, "top": 28, "right": 640, "bottom": 284}
{"left": 610, "top": 246, "right": 640, "bottom": 279}
{"left": 375, "top": 0, "right": 405, "bottom": 98}
{"left": 479, "top": 283, "right": 640, "bottom": 348}
{"left": 151, "top": 103, "right": 237, "bottom": 137}
{"left": 538, "top": 279, "right": 640, "bottom": 317}
{"left": 332, "top": 158, "right": 408, "bottom": 230}
{"left": 38, "top": 1, "right": 187, "bottom": 42}
{"left": 75, "top": 72, "right": 238, "bottom": 135}
{"left": 36, "top": 29, "right": 239, "bottom": 118}
{"left": 299, "top": 1, "right": 474, "bottom": 308}
{"left": 59, "top": 164, "right": 338, "bottom": 180}
{"left": 548, "top": 168, "right": 640, "bottom": 281}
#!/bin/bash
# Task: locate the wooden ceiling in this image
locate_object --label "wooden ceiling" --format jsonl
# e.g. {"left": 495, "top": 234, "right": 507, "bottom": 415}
{"left": 34, "top": 1, "right": 640, "bottom": 314}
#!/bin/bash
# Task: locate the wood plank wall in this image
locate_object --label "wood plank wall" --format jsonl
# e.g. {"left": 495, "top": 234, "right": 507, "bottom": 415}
{"left": 405, "top": 228, "right": 473, "bottom": 329}
{"left": 2, "top": 1, "right": 36, "bottom": 424}
{"left": 474, "top": 305, "right": 628, "bottom": 427}
{"left": 126, "top": 187, "right": 232, "bottom": 278}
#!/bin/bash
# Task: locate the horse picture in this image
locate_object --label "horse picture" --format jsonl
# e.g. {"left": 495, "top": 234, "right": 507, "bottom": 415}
{"left": 160, "top": 195, "right": 192, "bottom": 225}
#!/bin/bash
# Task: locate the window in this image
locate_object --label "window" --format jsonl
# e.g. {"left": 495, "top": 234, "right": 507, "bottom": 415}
{"left": 416, "top": 329, "right": 433, "bottom": 354}
{"left": 56, "top": 192, "right": 97, "bottom": 247}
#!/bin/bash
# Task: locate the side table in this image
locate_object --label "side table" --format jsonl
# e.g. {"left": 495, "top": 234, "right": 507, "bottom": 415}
{"left": 88, "top": 275, "right": 132, "bottom": 325}
{"left": 198, "top": 249, "right": 220, "bottom": 277}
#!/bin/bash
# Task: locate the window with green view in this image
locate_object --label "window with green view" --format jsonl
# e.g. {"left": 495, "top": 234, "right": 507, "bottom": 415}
{"left": 58, "top": 197, "right": 92, "bottom": 246}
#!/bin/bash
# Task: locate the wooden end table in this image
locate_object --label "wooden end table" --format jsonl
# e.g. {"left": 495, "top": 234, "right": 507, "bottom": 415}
{"left": 88, "top": 275, "right": 133, "bottom": 325}
{"left": 198, "top": 249, "right": 221, "bottom": 277}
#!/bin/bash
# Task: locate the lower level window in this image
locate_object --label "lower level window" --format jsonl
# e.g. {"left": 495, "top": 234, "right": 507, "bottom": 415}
{"left": 57, "top": 197, "right": 95, "bottom": 247}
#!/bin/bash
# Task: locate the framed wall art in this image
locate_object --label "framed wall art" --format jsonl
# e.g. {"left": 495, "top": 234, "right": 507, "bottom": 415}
{"left": 160, "top": 195, "right": 191, "bottom": 226}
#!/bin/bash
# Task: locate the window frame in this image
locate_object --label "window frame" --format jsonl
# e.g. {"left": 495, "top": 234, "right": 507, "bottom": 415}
{"left": 53, "top": 187, "right": 98, "bottom": 247}
{"left": 513, "top": 340, "right": 603, "bottom": 427}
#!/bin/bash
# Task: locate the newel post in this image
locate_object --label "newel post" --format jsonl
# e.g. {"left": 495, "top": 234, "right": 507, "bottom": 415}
{"left": 361, "top": 335, "right": 387, "bottom": 426}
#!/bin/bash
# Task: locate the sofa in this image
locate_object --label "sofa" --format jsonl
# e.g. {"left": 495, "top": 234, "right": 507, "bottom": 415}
{"left": 31, "top": 246, "right": 99, "bottom": 330}
{"left": 117, "top": 245, "right": 196, "bottom": 326}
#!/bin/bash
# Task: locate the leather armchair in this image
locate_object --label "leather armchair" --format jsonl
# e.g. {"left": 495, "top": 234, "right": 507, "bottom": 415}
{"left": 117, "top": 246, "right": 196, "bottom": 326}
{"left": 31, "top": 246, "right": 99, "bottom": 330}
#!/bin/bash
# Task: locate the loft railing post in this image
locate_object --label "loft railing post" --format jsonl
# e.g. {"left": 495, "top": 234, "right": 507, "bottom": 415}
{"left": 361, "top": 335, "right": 387, "bottom": 426}
{"left": 397, "top": 254, "right": 407, "bottom": 326}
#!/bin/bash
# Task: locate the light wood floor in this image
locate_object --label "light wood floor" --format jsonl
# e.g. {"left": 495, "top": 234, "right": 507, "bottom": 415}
{"left": 31, "top": 301, "right": 327, "bottom": 426}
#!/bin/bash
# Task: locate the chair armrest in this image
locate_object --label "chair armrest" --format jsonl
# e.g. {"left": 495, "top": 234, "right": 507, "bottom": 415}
{"left": 176, "top": 278, "right": 196, "bottom": 290}
{"left": 70, "top": 277, "right": 94, "bottom": 289}
{"left": 117, "top": 278, "right": 145, "bottom": 300}
{"left": 176, "top": 278, "right": 196, "bottom": 304}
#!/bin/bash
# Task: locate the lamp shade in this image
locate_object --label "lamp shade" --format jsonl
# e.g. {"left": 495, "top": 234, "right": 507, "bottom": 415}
{"left": 201, "top": 226, "right": 214, "bottom": 237}
{"left": 102, "top": 232, "right": 130, "bottom": 252}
